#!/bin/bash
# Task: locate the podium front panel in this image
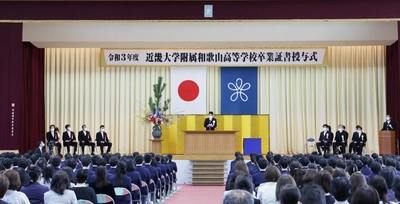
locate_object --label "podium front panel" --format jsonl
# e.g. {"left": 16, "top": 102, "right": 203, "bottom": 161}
{"left": 183, "top": 130, "right": 237, "bottom": 155}
{"left": 378, "top": 131, "right": 396, "bottom": 155}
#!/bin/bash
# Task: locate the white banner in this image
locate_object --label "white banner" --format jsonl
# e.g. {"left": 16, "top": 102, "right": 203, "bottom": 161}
{"left": 101, "top": 48, "right": 328, "bottom": 66}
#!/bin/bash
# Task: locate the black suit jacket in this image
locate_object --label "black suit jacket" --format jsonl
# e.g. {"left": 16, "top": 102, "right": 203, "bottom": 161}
{"left": 46, "top": 131, "right": 60, "bottom": 143}
{"left": 34, "top": 147, "right": 46, "bottom": 155}
{"left": 334, "top": 131, "right": 349, "bottom": 145}
{"left": 351, "top": 132, "right": 367, "bottom": 143}
{"left": 96, "top": 132, "right": 110, "bottom": 143}
{"left": 62, "top": 131, "right": 76, "bottom": 142}
{"left": 78, "top": 130, "right": 93, "bottom": 143}
{"left": 318, "top": 131, "right": 333, "bottom": 145}
{"left": 204, "top": 118, "right": 217, "bottom": 130}
{"left": 382, "top": 121, "right": 396, "bottom": 131}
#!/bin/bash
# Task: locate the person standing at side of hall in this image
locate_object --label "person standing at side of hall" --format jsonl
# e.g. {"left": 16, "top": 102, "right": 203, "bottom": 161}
{"left": 382, "top": 115, "right": 396, "bottom": 131}
{"left": 204, "top": 111, "right": 217, "bottom": 131}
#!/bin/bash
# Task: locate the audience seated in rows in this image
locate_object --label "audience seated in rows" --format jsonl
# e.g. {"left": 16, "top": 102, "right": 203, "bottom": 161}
{"left": 226, "top": 151, "right": 400, "bottom": 204}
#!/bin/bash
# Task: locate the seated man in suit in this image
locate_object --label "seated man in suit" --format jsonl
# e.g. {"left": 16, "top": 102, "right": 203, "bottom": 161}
{"left": 34, "top": 141, "right": 46, "bottom": 155}
{"left": 78, "top": 124, "right": 95, "bottom": 155}
{"left": 204, "top": 111, "right": 217, "bottom": 131}
{"left": 332, "top": 124, "right": 349, "bottom": 154}
{"left": 46, "top": 124, "right": 61, "bottom": 155}
{"left": 350, "top": 125, "right": 367, "bottom": 155}
{"left": 316, "top": 124, "right": 333, "bottom": 155}
{"left": 96, "top": 125, "right": 112, "bottom": 155}
{"left": 62, "top": 124, "right": 78, "bottom": 154}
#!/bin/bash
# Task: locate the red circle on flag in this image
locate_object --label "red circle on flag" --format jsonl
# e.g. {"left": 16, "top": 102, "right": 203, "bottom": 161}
{"left": 178, "top": 80, "right": 199, "bottom": 102}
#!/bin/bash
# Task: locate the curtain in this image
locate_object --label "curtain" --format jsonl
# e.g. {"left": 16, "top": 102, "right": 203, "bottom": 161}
{"left": 0, "top": 23, "right": 23, "bottom": 152}
{"left": 46, "top": 46, "right": 386, "bottom": 155}
{"left": 45, "top": 48, "right": 171, "bottom": 154}
{"left": 259, "top": 46, "right": 386, "bottom": 154}
{"left": 20, "top": 42, "right": 45, "bottom": 153}
{"left": 386, "top": 41, "right": 400, "bottom": 152}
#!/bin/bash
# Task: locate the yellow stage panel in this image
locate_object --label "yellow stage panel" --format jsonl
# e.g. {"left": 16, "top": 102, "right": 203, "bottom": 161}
{"left": 160, "top": 115, "right": 269, "bottom": 154}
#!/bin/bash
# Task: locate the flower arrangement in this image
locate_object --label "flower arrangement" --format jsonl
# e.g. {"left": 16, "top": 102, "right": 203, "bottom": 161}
{"left": 142, "top": 76, "right": 177, "bottom": 127}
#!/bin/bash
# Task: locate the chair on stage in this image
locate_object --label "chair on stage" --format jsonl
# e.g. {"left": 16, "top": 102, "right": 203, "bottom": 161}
{"left": 304, "top": 138, "right": 316, "bottom": 153}
{"left": 352, "top": 143, "right": 367, "bottom": 155}
{"left": 320, "top": 143, "right": 332, "bottom": 154}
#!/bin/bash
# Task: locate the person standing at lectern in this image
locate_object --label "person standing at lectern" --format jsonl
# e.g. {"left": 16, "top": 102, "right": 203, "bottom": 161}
{"left": 382, "top": 115, "right": 396, "bottom": 131}
{"left": 204, "top": 111, "right": 217, "bottom": 131}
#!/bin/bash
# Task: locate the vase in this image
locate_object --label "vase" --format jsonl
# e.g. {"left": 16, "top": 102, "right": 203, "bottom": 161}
{"left": 152, "top": 125, "right": 162, "bottom": 140}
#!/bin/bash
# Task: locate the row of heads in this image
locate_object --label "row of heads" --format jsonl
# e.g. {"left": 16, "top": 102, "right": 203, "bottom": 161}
{"left": 322, "top": 124, "right": 363, "bottom": 131}
{"left": 0, "top": 151, "right": 175, "bottom": 171}
{"left": 49, "top": 124, "right": 106, "bottom": 131}
{"left": 233, "top": 151, "right": 400, "bottom": 171}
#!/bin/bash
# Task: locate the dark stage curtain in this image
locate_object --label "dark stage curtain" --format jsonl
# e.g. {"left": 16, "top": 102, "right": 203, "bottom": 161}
{"left": 386, "top": 40, "right": 400, "bottom": 154}
{"left": 0, "top": 23, "right": 22, "bottom": 151}
{"left": 19, "top": 42, "right": 45, "bottom": 154}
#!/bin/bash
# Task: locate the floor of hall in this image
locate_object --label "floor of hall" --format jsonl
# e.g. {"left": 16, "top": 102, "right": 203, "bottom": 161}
{"left": 162, "top": 185, "right": 225, "bottom": 204}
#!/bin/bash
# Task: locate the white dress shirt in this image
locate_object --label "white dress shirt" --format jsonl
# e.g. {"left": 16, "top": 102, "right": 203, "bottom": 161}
{"left": 256, "top": 182, "right": 277, "bottom": 204}
{"left": 2, "top": 190, "right": 30, "bottom": 204}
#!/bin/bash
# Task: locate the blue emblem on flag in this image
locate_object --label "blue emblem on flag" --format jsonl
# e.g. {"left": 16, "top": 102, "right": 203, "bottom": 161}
{"left": 221, "top": 67, "right": 258, "bottom": 114}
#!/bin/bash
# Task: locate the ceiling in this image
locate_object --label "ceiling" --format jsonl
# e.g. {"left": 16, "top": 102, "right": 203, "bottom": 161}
{"left": 23, "top": 21, "right": 398, "bottom": 48}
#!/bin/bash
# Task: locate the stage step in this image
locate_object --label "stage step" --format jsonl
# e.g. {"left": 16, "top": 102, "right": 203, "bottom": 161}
{"left": 191, "top": 160, "right": 226, "bottom": 186}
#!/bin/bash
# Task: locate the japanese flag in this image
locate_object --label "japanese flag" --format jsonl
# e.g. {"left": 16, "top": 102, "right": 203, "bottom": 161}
{"left": 170, "top": 67, "right": 207, "bottom": 114}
